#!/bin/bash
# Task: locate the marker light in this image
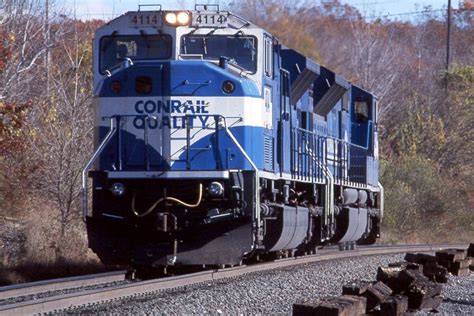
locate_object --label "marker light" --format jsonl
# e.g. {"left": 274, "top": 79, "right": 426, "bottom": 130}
{"left": 110, "top": 182, "right": 126, "bottom": 197}
{"left": 165, "top": 12, "right": 177, "bottom": 25}
{"left": 177, "top": 11, "right": 190, "bottom": 25}
{"left": 208, "top": 182, "right": 224, "bottom": 197}
{"left": 111, "top": 81, "right": 122, "bottom": 94}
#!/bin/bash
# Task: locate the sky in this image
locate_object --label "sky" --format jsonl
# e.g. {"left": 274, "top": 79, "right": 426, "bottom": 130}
{"left": 59, "top": 0, "right": 459, "bottom": 21}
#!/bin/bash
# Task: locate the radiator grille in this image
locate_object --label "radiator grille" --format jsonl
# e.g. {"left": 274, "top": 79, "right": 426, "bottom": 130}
{"left": 264, "top": 134, "right": 274, "bottom": 171}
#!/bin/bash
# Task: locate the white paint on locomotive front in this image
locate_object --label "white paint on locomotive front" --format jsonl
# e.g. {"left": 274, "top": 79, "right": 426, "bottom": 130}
{"left": 96, "top": 96, "right": 268, "bottom": 165}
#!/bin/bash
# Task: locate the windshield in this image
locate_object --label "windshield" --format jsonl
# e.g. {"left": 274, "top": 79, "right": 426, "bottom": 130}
{"left": 99, "top": 34, "right": 172, "bottom": 73}
{"left": 181, "top": 34, "right": 257, "bottom": 73}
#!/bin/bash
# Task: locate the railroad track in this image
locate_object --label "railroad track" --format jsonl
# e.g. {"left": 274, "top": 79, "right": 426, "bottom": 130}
{"left": 0, "top": 270, "right": 127, "bottom": 301}
{"left": 0, "top": 244, "right": 466, "bottom": 315}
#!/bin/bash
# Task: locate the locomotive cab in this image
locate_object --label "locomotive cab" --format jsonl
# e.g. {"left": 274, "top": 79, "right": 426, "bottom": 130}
{"left": 93, "top": 9, "right": 266, "bottom": 91}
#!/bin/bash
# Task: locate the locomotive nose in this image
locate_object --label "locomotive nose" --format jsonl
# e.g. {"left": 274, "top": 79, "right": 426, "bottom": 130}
{"left": 167, "top": 60, "right": 260, "bottom": 97}
{"left": 98, "top": 60, "right": 259, "bottom": 99}
{"left": 96, "top": 59, "right": 260, "bottom": 173}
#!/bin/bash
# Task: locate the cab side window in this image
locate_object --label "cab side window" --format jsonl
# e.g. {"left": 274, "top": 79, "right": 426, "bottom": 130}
{"left": 354, "top": 100, "right": 369, "bottom": 123}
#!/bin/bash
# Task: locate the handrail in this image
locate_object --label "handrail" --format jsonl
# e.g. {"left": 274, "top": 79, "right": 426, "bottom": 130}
{"left": 220, "top": 117, "right": 261, "bottom": 248}
{"left": 176, "top": 113, "right": 261, "bottom": 245}
{"left": 295, "top": 127, "right": 373, "bottom": 186}
{"left": 178, "top": 54, "right": 204, "bottom": 60}
{"left": 104, "top": 58, "right": 134, "bottom": 77}
{"left": 183, "top": 79, "right": 212, "bottom": 86}
{"left": 303, "top": 137, "right": 335, "bottom": 239}
{"left": 138, "top": 4, "right": 162, "bottom": 11}
{"left": 295, "top": 126, "right": 369, "bottom": 151}
{"left": 81, "top": 114, "right": 261, "bottom": 244}
{"left": 195, "top": 4, "right": 220, "bottom": 11}
{"left": 81, "top": 117, "right": 117, "bottom": 221}
{"left": 378, "top": 181, "right": 384, "bottom": 222}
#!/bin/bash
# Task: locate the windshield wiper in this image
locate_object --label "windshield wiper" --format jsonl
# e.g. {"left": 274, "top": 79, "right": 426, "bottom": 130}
{"left": 202, "top": 37, "right": 208, "bottom": 55}
{"left": 205, "top": 28, "right": 217, "bottom": 37}
{"left": 104, "top": 58, "right": 134, "bottom": 76}
{"left": 140, "top": 30, "right": 152, "bottom": 49}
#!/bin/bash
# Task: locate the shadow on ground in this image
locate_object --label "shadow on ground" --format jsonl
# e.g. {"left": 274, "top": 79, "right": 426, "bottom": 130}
{"left": 0, "top": 260, "right": 123, "bottom": 286}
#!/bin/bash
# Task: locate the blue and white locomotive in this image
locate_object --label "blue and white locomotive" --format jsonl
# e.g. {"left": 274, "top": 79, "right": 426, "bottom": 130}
{"left": 82, "top": 4, "right": 383, "bottom": 268}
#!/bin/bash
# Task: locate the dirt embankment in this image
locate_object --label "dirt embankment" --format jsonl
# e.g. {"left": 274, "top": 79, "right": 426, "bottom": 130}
{"left": 0, "top": 216, "right": 111, "bottom": 286}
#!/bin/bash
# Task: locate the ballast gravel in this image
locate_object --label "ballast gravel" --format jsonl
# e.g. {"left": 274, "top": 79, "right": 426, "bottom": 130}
{"left": 65, "top": 253, "right": 474, "bottom": 315}
{"left": 435, "top": 272, "right": 474, "bottom": 314}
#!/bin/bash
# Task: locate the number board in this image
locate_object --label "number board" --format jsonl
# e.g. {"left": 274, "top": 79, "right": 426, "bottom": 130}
{"left": 192, "top": 13, "right": 228, "bottom": 27}
{"left": 129, "top": 13, "right": 162, "bottom": 27}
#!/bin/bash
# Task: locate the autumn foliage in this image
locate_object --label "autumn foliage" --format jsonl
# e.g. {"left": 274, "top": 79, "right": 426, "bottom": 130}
{"left": 0, "top": 101, "right": 30, "bottom": 153}
{"left": 0, "top": 31, "right": 11, "bottom": 73}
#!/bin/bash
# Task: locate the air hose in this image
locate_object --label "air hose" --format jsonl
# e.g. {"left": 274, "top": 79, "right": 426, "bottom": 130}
{"left": 132, "top": 183, "right": 203, "bottom": 218}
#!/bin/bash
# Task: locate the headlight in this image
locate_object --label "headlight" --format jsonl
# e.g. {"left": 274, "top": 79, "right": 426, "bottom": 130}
{"left": 177, "top": 12, "right": 190, "bottom": 25}
{"left": 164, "top": 11, "right": 190, "bottom": 26}
{"left": 165, "top": 12, "right": 177, "bottom": 25}
{"left": 208, "top": 182, "right": 224, "bottom": 197}
{"left": 110, "top": 182, "right": 126, "bottom": 196}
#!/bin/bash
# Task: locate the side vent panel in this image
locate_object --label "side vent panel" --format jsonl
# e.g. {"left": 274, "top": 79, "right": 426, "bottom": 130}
{"left": 264, "top": 133, "right": 274, "bottom": 171}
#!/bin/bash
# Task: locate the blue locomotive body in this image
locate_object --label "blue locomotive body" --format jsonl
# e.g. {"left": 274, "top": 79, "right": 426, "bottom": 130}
{"left": 83, "top": 5, "right": 383, "bottom": 267}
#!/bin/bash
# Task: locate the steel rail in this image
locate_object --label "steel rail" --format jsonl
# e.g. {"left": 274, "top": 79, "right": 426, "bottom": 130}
{"left": 0, "top": 244, "right": 467, "bottom": 315}
{"left": 0, "top": 270, "right": 126, "bottom": 300}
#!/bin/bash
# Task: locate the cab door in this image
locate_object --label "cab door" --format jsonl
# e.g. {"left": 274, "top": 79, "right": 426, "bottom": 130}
{"left": 263, "top": 35, "right": 275, "bottom": 172}
{"left": 277, "top": 68, "right": 291, "bottom": 175}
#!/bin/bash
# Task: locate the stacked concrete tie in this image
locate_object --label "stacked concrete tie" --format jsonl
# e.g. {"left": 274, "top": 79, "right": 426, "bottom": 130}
{"left": 293, "top": 243, "right": 473, "bottom": 315}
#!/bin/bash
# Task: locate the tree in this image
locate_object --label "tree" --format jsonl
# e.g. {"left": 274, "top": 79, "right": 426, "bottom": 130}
{"left": 1, "top": 1, "right": 101, "bottom": 262}
{"left": 439, "top": 65, "right": 474, "bottom": 186}
{"left": 0, "top": 1, "right": 47, "bottom": 217}
{"left": 0, "top": 0, "right": 51, "bottom": 103}
{"left": 230, "top": 0, "right": 321, "bottom": 61}
{"left": 27, "top": 19, "right": 97, "bottom": 237}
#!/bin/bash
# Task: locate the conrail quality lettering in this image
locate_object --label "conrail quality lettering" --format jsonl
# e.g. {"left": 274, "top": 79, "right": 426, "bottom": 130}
{"left": 133, "top": 99, "right": 211, "bottom": 129}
